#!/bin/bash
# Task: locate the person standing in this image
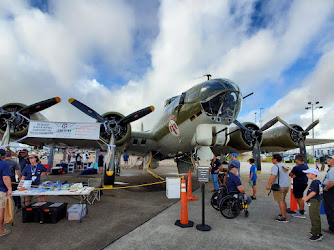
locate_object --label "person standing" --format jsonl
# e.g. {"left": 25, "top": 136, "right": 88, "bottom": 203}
{"left": 302, "top": 168, "right": 323, "bottom": 241}
{"left": 21, "top": 154, "right": 48, "bottom": 206}
{"left": 76, "top": 153, "right": 82, "bottom": 171}
{"left": 0, "top": 149, "right": 12, "bottom": 236}
{"left": 210, "top": 155, "right": 222, "bottom": 192}
{"left": 5, "top": 151, "right": 21, "bottom": 209}
{"left": 98, "top": 152, "right": 104, "bottom": 175}
{"left": 123, "top": 154, "right": 129, "bottom": 169}
{"left": 322, "top": 155, "right": 334, "bottom": 234}
{"left": 7, "top": 147, "right": 29, "bottom": 172}
{"left": 228, "top": 153, "right": 240, "bottom": 177}
{"left": 248, "top": 158, "right": 257, "bottom": 200}
{"left": 289, "top": 154, "right": 309, "bottom": 218}
{"left": 266, "top": 154, "right": 290, "bottom": 222}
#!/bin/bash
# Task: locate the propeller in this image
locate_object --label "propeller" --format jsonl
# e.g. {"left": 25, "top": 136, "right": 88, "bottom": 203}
{"left": 278, "top": 117, "right": 319, "bottom": 164}
{"left": 231, "top": 117, "right": 279, "bottom": 171}
{"left": 0, "top": 97, "right": 61, "bottom": 146}
{"left": 68, "top": 98, "right": 154, "bottom": 185}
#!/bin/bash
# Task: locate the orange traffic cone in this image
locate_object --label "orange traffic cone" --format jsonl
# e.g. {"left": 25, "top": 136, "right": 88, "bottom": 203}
{"left": 187, "top": 169, "right": 197, "bottom": 201}
{"left": 287, "top": 179, "right": 298, "bottom": 213}
{"left": 175, "top": 175, "right": 194, "bottom": 228}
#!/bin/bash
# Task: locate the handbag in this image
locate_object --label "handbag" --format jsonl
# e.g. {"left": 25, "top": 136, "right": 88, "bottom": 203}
{"left": 4, "top": 196, "right": 14, "bottom": 224}
{"left": 271, "top": 165, "right": 280, "bottom": 191}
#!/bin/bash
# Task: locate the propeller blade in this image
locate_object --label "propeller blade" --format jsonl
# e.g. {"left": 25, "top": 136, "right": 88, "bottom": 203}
{"left": 252, "top": 139, "right": 261, "bottom": 171}
{"left": 0, "top": 121, "right": 10, "bottom": 146}
{"left": 68, "top": 98, "right": 105, "bottom": 122}
{"left": 104, "top": 132, "right": 116, "bottom": 185}
{"left": 261, "top": 116, "right": 279, "bottom": 131}
{"left": 305, "top": 119, "right": 319, "bottom": 132}
{"left": 298, "top": 139, "right": 307, "bottom": 164}
{"left": 18, "top": 97, "right": 61, "bottom": 115}
{"left": 233, "top": 120, "right": 253, "bottom": 133}
{"left": 118, "top": 106, "right": 155, "bottom": 126}
{"left": 277, "top": 117, "right": 300, "bottom": 133}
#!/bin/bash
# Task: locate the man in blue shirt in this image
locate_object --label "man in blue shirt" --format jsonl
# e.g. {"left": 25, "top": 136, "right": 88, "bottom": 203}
{"left": 226, "top": 165, "right": 252, "bottom": 205}
{"left": 289, "top": 154, "right": 309, "bottom": 218}
{"left": 0, "top": 149, "right": 12, "bottom": 236}
{"left": 123, "top": 154, "right": 130, "bottom": 169}
{"left": 210, "top": 155, "right": 222, "bottom": 192}
{"left": 21, "top": 154, "right": 48, "bottom": 205}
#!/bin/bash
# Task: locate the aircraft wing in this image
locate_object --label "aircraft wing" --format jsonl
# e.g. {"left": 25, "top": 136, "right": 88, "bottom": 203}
{"left": 305, "top": 138, "right": 334, "bottom": 146}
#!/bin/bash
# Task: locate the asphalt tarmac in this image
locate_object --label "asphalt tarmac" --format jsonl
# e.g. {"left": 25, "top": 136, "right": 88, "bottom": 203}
{"left": 2, "top": 160, "right": 333, "bottom": 250}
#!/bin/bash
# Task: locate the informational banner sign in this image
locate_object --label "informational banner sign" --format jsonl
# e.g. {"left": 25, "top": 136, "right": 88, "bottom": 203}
{"left": 27, "top": 121, "right": 100, "bottom": 140}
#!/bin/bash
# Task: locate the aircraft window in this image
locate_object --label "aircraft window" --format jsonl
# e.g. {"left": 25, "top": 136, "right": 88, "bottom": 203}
{"left": 201, "top": 92, "right": 226, "bottom": 116}
{"left": 133, "top": 139, "right": 138, "bottom": 145}
{"left": 234, "top": 92, "right": 243, "bottom": 118}
{"left": 200, "top": 81, "right": 226, "bottom": 102}
{"left": 218, "top": 78, "right": 239, "bottom": 91}
{"left": 172, "top": 96, "right": 181, "bottom": 111}
{"left": 220, "top": 92, "right": 238, "bottom": 117}
{"left": 141, "top": 139, "right": 146, "bottom": 145}
{"left": 187, "top": 92, "right": 197, "bottom": 102}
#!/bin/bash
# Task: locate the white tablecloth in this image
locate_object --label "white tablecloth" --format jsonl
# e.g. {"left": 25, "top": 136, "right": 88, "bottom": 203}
{"left": 12, "top": 188, "right": 93, "bottom": 196}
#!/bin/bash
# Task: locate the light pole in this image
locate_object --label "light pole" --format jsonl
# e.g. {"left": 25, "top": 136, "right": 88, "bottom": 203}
{"left": 259, "top": 108, "right": 263, "bottom": 127}
{"left": 305, "top": 101, "right": 323, "bottom": 158}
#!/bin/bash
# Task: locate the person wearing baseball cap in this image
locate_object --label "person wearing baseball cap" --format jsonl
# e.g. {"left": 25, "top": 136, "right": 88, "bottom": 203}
{"left": 228, "top": 153, "right": 240, "bottom": 177}
{"left": 4, "top": 151, "right": 21, "bottom": 209}
{"left": 0, "top": 148, "right": 12, "bottom": 236}
{"left": 302, "top": 168, "right": 323, "bottom": 241}
{"left": 322, "top": 155, "right": 334, "bottom": 235}
{"left": 225, "top": 164, "right": 252, "bottom": 205}
{"left": 21, "top": 153, "right": 48, "bottom": 206}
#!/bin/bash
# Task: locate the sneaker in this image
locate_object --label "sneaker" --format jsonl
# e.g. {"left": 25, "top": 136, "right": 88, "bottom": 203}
{"left": 291, "top": 212, "right": 306, "bottom": 218}
{"left": 309, "top": 235, "right": 323, "bottom": 241}
{"left": 275, "top": 217, "right": 289, "bottom": 222}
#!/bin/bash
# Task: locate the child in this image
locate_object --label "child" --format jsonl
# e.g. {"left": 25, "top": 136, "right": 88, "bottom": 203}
{"left": 248, "top": 158, "right": 257, "bottom": 200}
{"left": 302, "top": 168, "right": 323, "bottom": 241}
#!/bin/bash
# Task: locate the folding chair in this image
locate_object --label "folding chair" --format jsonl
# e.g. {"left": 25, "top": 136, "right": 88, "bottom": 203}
{"left": 87, "top": 178, "right": 101, "bottom": 205}
{"left": 83, "top": 163, "right": 89, "bottom": 170}
{"left": 67, "top": 163, "right": 75, "bottom": 173}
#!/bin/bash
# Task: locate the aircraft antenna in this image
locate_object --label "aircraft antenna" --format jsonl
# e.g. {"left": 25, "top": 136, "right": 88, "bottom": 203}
{"left": 204, "top": 74, "right": 212, "bottom": 80}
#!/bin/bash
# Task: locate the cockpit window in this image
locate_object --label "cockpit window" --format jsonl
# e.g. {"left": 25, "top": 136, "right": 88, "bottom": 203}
{"left": 200, "top": 81, "right": 226, "bottom": 102}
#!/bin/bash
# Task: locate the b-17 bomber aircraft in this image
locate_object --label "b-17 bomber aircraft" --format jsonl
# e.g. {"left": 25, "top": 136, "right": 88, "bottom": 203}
{"left": 1, "top": 77, "right": 333, "bottom": 186}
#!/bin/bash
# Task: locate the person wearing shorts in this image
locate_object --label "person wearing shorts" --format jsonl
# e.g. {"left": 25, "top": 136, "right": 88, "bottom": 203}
{"left": 266, "top": 154, "right": 290, "bottom": 222}
{"left": 289, "top": 154, "right": 309, "bottom": 218}
{"left": 0, "top": 149, "right": 12, "bottom": 236}
{"left": 248, "top": 158, "right": 257, "bottom": 200}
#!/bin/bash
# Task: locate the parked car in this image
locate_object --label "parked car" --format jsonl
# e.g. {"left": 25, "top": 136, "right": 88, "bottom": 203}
{"left": 283, "top": 155, "right": 291, "bottom": 163}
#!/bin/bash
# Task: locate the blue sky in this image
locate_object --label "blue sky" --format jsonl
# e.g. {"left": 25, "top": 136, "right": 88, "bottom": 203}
{"left": 1, "top": 0, "right": 334, "bottom": 139}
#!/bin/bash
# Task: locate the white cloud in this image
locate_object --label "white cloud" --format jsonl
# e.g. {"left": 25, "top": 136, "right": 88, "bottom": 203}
{"left": 1, "top": 0, "right": 334, "bottom": 140}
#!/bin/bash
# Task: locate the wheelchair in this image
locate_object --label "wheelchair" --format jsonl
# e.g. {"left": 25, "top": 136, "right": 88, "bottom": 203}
{"left": 219, "top": 193, "right": 249, "bottom": 219}
{"left": 211, "top": 185, "right": 249, "bottom": 219}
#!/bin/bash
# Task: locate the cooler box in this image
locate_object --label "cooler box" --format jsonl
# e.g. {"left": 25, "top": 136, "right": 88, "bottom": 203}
{"left": 22, "top": 202, "right": 52, "bottom": 223}
{"left": 41, "top": 203, "right": 68, "bottom": 223}
{"left": 67, "top": 204, "right": 86, "bottom": 220}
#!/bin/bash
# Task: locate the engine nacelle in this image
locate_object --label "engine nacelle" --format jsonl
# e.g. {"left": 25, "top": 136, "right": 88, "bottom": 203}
{"left": 228, "top": 122, "right": 263, "bottom": 150}
{"left": 262, "top": 124, "right": 304, "bottom": 148}
{"left": 0, "top": 103, "right": 47, "bottom": 140}
{"left": 100, "top": 112, "right": 131, "bottom": 147}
